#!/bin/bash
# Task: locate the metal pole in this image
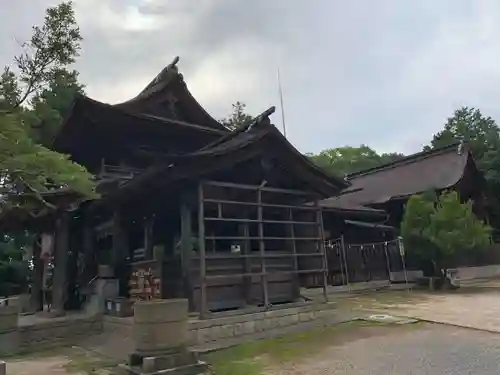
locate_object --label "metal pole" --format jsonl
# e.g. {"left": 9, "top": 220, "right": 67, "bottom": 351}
{"left": 277, "top": 67, "right": 287, "bottom": 138}
{"left": 398, "top": 237, "right": 410, "bottom": 292}
{"left": 336, "top": 239, "right": 346, "bottom": 286}
{"left": 383, "top": 241, "right": 392, "bottom": 283}
{"left": 340, "top": 234, "right": 350, "bottom": 291}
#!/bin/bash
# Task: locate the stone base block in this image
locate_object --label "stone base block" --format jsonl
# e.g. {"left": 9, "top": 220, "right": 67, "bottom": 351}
{"left": 115, "top": 349, "right": 207, "bottom": 375}
{"left": 115, "top": 361, "right": 207, "bottom": 375}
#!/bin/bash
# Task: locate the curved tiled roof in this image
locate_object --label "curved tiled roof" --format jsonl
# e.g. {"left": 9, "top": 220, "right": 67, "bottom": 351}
{"left": 114, "top": 56, "right": 228, "bottom": 131}
{"left": 325, "top": 142, "right": 475, "bottom": 208}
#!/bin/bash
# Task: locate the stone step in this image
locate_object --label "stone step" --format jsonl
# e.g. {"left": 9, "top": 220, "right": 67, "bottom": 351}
{"left": 115, "top": 361, "right": 208, "bottom": 375}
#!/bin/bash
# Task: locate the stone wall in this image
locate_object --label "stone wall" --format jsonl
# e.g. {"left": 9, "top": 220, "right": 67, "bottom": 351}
{"left": 188, "top": 302, "right": 348, "bottom": 350}
{"left": 390, "top": 265, "right": 500, "bottom": 283}
{"left": 103, "top": 302, "right": 353, "bottom": 352}
{"left": 390, "top": 270, "right": 424, "bottom": 283}
{"left": 0, "top": 313, "right": 103, "bottom": 355}
{"left": 455, "top": 265, "right": 500, "bottom": 281}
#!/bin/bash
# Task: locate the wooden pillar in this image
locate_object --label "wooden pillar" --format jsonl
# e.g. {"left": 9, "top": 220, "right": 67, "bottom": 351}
{"left": 197, "top": 183, "right": 207, "bottom": 318}
{"left": 287, "top": 208, "right": 300, "bottom": 299}
{"left": 257, "top": 188, "right": 269, "bottom": 308}
{"left": 112, "top": 209, "right": 129, "bottom": 297}
{"left": 315, "top": 201, "right": 328, "bottom": 302}
{"left": 82, "top": 214, "right": 96, "bottom": 283}
{"left": 144, "top": 216, "right": 154, "bottom": 260}
{"left": 30, "top": 235, "right": 43, "bottom": 312}
{"left": 240, "top": 216, "right": 252, "bottom": 305}
{"left": 180, "top": 199, "right": 194, "bottom": 310}
{"left": 52, "top": 211, "right": 71, "bottom": 313}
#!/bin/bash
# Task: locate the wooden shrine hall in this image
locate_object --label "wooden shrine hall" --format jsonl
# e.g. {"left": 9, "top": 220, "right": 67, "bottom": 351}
{"left": 7, "top": 57, "right": 351, "bottom": 318}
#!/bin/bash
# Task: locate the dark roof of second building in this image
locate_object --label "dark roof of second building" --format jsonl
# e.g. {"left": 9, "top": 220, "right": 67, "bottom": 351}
{"left": 325, "top": 142, "right": 474, "bottom": 208}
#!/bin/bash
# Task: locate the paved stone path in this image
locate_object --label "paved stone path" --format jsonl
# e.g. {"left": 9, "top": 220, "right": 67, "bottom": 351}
{"left": 380, "top": 286, "right": 500, "bottom": 332}
{"left": 7, "top": 357, "right": 75, "bottom": 375}
{"left": 8, "top": 321, "right": 500, "bottom": 374}
{"left": 265, "top": 323, "right": 500, "bottom": 375}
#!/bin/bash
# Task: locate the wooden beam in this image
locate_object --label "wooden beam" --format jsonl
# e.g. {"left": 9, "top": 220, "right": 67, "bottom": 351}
{"left": 203, "top": 198, "right": 318, "bottom": 211}
{"left": 204, "top": 180, "right": 314, "bottom": 196}
{"left": 197, "top": 182, "right": 207, "bottom": 318}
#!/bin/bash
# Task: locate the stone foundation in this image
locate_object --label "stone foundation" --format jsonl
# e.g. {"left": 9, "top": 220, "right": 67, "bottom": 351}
{"left": 188, "top": 302, "right": 341, "bottom": 349}
{"left": 390, "top": 270, "right": 424, "bottom": 283}
{"left": 456, "top": 265, "right": 500, "bottom": 281}
{"left": 0, "top": 312, "right": 103, "bottom": 356}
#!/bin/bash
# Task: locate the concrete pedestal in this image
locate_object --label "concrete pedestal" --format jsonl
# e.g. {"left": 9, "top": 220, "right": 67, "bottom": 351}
{"left": 115, "top": 299, "right": 207, "bottom": 375}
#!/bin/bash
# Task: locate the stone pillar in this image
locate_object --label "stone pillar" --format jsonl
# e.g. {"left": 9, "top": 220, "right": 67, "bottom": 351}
{"left": 0, "top": 298, "right": 20, "bottom": 356}
{"left": 133, "top": 299, "right": 188, "bottom": 355}
{"left": 118, "top": 298, "right": 207, "bottom": 375}
{"left": 0, "top": 298, "right": 19, "bottom": 332}
{"left": 52, "top": 212, "right": 71, "bottom": 314}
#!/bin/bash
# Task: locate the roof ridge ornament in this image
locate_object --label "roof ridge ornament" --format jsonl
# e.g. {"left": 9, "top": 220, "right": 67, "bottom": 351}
{"left": 245, "top": 106, "right": 276, "bottom": 132}
{"left": 145, "top": 56, "right": 181, "bottom": 92}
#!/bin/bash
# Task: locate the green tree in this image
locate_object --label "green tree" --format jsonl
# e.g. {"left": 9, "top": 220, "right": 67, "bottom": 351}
{"left": 0, "top": 233, "right": 32, "bottom": 296}
{"left": 8, "top": 1, "right": 82, "bottom": 110}
{"left": 425, "top": 107, "right": 500, "bottom": 161}
{"left": 0, "top": 1, "right": 97, "bottom": 215}
{"left": 26, "top": 69, "right": 85, "bottom": 146}
{"left": 222, "top": 101, "right": 253, "bottom": 131}
{"left": 307, "top": 145, "right": 404, "bottom": 177}
{"left": 425, "top": 107, "right": 500, "bottom": 227}
{"left": 401, "top": 191, "right": 492, "bottom": 284}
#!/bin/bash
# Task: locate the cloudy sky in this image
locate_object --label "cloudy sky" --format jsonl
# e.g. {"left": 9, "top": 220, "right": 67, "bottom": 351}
{"left": 2, "top": 0, "right": 500, "bottom": 155}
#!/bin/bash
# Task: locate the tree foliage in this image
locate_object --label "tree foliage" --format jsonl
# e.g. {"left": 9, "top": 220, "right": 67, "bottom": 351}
{"left": 426, "top": 106, "right": 500, "bottom": 226}
{"left": 222, "top": 101, "right": 253, "bottom": 131}
{"left": 307, "top": 145, "right": 404, "bottom": 177}
{"left": 0, "top": 233, "right": 32, "bottom": 296}
{"left": 9, "top": 1, "right": 82, "bottom": 109}
{"left": 425, "top": 107, "right": 500, "bottom": 160}
{"left": 401, "top": 191, "right": 492, "bottom": 277}
{"left": 26, "top": 69, "right": 85, "bottom": 146}
{"left": 0, "top": 1, "right": 96, "bottom": 215}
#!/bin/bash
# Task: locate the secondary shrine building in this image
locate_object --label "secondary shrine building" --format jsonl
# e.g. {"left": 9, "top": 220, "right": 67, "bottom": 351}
{"left": 15, "top": 57, "right": 354, "bottom": 317}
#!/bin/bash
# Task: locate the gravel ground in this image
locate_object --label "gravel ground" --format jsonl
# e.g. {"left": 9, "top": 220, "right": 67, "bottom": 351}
{"left": 265, "top": 323, "right": 500, "bottom": 375}
{"left": 8, "top": 322, "right": 500, "bottom": 375}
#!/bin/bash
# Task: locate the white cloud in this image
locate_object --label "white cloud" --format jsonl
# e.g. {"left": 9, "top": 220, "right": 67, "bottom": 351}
{"left": 4, "top": 0, "right": 500, "bottom": 155}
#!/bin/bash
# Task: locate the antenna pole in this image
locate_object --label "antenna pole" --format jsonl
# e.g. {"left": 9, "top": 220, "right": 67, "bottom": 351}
{"left": 277, "top": 67, "right": 287, "bottom": 138}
